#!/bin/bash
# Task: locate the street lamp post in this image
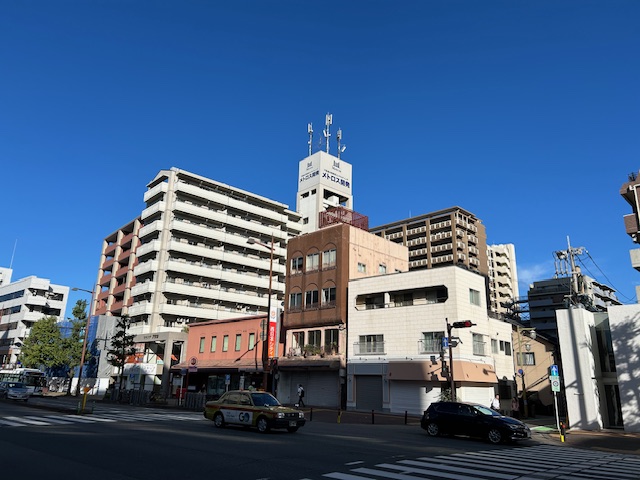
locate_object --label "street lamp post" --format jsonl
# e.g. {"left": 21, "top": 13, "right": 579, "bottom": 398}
{"left": 516, "top": 326, "right": 536, "bottom": 418}
{"left": 247, "top": 234, "right": 274, "bottom": 393}
{"left": 72, "top": 287, "right": 95, "bottom": 397}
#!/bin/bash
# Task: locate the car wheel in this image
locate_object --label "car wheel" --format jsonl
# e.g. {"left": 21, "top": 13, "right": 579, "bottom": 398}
{"left": 426, "top": 422, "right": 440, "bottom": 437}
{"left": 286, "top": 426, "right": 299, "bottom": 433}
{"left": 256, "top": 416, "right": 270, "bottom": 433}
{"left": 487, "top": 428, "right": 503, "bottom": 444}
{"left": 213, "top": 413, "right": 225, "bottom": 428}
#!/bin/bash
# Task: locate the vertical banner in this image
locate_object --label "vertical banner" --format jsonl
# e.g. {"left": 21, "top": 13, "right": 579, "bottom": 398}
{"left": 268, "top": 305, "right": 279, "bottom": 358}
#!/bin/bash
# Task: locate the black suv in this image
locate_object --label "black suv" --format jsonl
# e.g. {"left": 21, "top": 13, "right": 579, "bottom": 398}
{"left": 420, "top": 401, "right": 531, "bottom": 444}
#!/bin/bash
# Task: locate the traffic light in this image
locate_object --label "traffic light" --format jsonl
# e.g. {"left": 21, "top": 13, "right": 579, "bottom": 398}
{"left": 451, "top": 320, "right": 475, "bottom": 328}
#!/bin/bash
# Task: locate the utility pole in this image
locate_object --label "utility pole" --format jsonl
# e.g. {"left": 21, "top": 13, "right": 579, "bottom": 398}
{"left": 446, "top": 318, "right": 476, "bottom": 401}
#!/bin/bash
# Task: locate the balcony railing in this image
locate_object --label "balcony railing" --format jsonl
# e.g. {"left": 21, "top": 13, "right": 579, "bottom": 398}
{"left": 353, "top": 342, "right": 385, "bottom": 355}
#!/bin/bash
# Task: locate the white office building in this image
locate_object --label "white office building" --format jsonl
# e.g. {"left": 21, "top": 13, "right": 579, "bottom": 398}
{"left": 0, "top": 267, "right": 69, "bottom": 367}
{"left": 487, "top": 243, "right": 519, "bottom": 315}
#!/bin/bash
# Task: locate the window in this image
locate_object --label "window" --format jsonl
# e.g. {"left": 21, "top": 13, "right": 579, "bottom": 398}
{"left": 291, "top": 256, "right": 303, "bottom": 274}
{"left": 308, "top": 330, "right": 321, "bottom": 347}
{"left": 322, "top": 248, "right": 336, "bottom": 268}
{"left": 305, "top": 289, "right": 319, "bottom": 308}
{"left": 306, "top": 252, "right": 319, "bottom": 272}
{"left": 358, "top": 334, "right": 384, "bottom": 354}
{"left": 222, "top": 335, "right": 229, "bottom": 352}
{"left": 325, "top": 329, "right": 339, "bottom": 354}
{"left": 248, "top": 332, "right": 255, "bottom": 350}
{"left": 472, "top": 333, "right": 485, "bottom": 355}
{"left": 517, "top": 352, "right": 536, "bottom": 366}
{"left": 235, "top": 334, "right": 242, "bottom": 351}
{"left": 425, "top": 286, "right": 448, "bottom": 304}
{"left": 499, "top": 340, "right": 512, "bottom": 356}
{"left": 289, "top": 292, "right": 302, "bottom": 309}
{"left": 292, "top": 331, "right": 305, "bottom": 352}
{"left": 393, "top": 293, "right": 413, "bottom": 307}
{"left": 365, "top": 294, "right": 384, "bottom": 309}
{"left": 199, "top": 337, "right": 205, "bottom": 353}
{"left": 491, "top": 338, "right": 498, "bottom": 354}
{"left": 321, "top": 286, "right": 336, "bottom": 306}
{"left": 357, "top": 262, "right": 366, "bottom": 273}
{"left": 420, "top": 331, "right": 444, "bottom": 353}
{"left": 469, "top": 289, "right": 481, "bottom": 306}
{"left": 210, "top": 336, "right": 217, "bottom": 352}
{"left": 378, "top": 264, "right": 387, "bottom": 274}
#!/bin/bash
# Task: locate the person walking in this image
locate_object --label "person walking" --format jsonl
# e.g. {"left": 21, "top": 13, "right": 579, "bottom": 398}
{"left": 490, "top": 393, "right": 501, "bottom": 412}
{"left": 296, "top": 384, "right": 306, "bottom": 408}
{"left": 511, "top": 396, "right": 520, "bottom": 419}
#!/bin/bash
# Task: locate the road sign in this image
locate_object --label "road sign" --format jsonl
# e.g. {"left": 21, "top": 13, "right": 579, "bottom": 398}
{"left": 550, "top": 374, "right": 561, "bottom": 392}
{"left": 550, "top": 364, "right": 559, "bottom": 376}
{"left": 442, "top": 337, "right": 449, "bottom": 348}
{"left": 518, "top": 368, "right": 524, "bottom": 375}
{"left": 189, "top": 357, "right": 198, "bottom": 366}
{"left": 225, "top": 374, "right": 231, "bottom": 385}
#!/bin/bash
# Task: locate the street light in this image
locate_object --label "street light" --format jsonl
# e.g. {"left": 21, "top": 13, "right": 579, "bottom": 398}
{"left": 247, "top": 235, "right": 274, "bottom": 393}
{"left": 72, "top": 287, "right": 95, "bottom": 397}
{"left": 516, "top": 326, "right": 536, "bottom": 418}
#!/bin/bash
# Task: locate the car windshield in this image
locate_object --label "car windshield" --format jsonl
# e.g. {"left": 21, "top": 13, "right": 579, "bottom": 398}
{"left": 475, "top": 405, "right": 500, "bottom": 416}
{"left": 250, "top": 392, "right": 281, "bottom": 407}
{"left": 8, "top": 383, "right": 24, "bottom": 388}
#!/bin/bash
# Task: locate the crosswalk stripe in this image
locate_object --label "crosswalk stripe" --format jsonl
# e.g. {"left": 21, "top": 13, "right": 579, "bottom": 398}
{"left": 0, "top": 418, "right": 26, "bottom": 427}
{"left": 4, "top": 416, "right": 50, "bottom": 426}
{"left": 25, "top": 416, "right": 73, "bottom": 425}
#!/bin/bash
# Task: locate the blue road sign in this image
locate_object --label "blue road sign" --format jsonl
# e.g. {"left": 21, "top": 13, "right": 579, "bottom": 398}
{"left": 442, "top": 337, "right": 449, "bottom": 348}
{"left": 550, "top": 364, "right": 559, "bottom": 376}
{"left": 518, "top": 369, "right": 524, "bottom": 375}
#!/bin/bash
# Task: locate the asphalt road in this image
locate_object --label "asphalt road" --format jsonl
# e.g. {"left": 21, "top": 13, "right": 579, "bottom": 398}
{"left": 1, "top": 401, "right": 639, "bottom": 480}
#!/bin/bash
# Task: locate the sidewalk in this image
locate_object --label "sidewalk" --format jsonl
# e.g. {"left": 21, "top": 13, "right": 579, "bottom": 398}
{"left": 21, "top": 394, "right": 640, "bottom": 454}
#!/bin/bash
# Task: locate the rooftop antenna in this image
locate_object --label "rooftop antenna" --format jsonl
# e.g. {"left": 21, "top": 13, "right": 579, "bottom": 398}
{"left": 307, "top": 123, "right": 313, "bottom": 156}
{"left": 323, "top": 113, "right": 332, "bottom": 153}
{"left": 337, "top": 128, "right": 346, "bottom": 159}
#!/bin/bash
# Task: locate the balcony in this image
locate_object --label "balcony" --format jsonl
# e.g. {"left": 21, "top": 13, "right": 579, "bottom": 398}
{"left": 353, "top": 342, "right": 385, "bottom": 355}
{"left": 143, "top": 181, "right": 168, "bottom": 203}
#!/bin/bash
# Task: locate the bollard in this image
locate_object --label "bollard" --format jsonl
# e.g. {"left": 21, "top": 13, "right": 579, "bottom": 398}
{"left": 76, "top": 401, "right": 81, "bottom": 415}
{"left": 371, "top": 409, "right": 375, "bottom": 424}
{"left": 405, "top": 411, "right": 408, "bottom": 425}
{"left": 310, "top": 407, "right": 313, "bottom": 421}
{"left": 559, "top": 421, "right": 566, "bottom": 443}
{"left": 337, "top": 410, "right": 342, "bottom": 424}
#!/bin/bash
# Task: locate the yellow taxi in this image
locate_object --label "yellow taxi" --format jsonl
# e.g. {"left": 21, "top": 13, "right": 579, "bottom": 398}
{"left": 204, "top": 390, "right": 306, "bottom": 433}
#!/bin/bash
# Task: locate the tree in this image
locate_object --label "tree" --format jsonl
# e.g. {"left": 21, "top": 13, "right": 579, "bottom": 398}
{"left": 20, "top": 316, "right": 64, "bottom": 369}
{"left": 106, "top": 315, "right": 136, "bottom": 391}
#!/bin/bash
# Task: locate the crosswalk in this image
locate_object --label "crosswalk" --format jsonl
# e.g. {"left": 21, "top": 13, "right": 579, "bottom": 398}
{"left": 320, "top": 444, "right": 640, "bottom": 480}
{"left": 0, "top": 410, "right": 203, "bottom": 428}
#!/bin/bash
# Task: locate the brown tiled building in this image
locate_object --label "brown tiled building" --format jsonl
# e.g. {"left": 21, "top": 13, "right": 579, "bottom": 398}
{"left": 278, "top": 208, "right": 408, "bottom": 408}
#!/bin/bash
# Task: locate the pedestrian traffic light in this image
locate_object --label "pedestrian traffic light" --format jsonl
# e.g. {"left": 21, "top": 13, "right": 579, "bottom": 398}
{"left": 451, "top": 320, "right": 475, "bottom": 328}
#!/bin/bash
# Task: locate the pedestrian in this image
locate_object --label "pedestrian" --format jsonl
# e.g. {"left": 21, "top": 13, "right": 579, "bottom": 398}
{"left": 511, "top": 396, "right": 520, "bottom": 419}
{"left": 490, "top": 393, "right": 500, "bottom": 412}
{"left": 296, "top": 383, "right": 305, "bottom": 408}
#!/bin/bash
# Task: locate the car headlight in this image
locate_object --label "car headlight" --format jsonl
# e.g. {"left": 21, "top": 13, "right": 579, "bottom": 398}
{"left": 298, "top": 412, "right": 305, "bottom": 419}
{"left": 507, "top": 424, "right": 520, "bottom": 430}
{"left": 277, "top": 412, "right": 285, "bottom": 419}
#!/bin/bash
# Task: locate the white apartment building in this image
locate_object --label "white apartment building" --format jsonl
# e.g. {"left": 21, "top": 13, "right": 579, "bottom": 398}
{"left": 487, "top": 243, "right": 519, "bottom": 315}
{"left": 0, "top": 267, "right": 69, "bottom": 367}
{"left": 347, "top": 265, "right": 514, "bottom": 415}
{"left": 128, "top": 167, "right": 303, "bottom": 335}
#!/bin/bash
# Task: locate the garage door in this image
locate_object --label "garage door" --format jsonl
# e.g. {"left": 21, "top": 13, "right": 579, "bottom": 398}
{"left": 355, "top": 375, "right": 382, "bottom": 411}
{"left": 460, "top": 386, "right": 493, "bottom": 407}
{"left": 289, "top": 372, "right": 340, "bottom": 408}
{"left": 391, "top": 381, "right": 441, "bottom": 416}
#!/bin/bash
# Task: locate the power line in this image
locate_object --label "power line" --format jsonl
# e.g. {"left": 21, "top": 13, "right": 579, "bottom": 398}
{"left": 577, "top": 252, "right": 636, "bottom": 304}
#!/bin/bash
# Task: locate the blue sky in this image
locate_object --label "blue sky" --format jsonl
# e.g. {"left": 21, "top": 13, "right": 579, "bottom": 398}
{"left": 2, "top": 1, "right": 639, "bottom": 318}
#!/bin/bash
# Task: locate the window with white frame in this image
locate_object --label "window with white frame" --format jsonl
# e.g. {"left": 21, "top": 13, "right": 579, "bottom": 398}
{"left": 222, "top": 335, "right": 229, "bottom": 352}
{"left": 491, "top": 338, "right": 498, "bottom": 354}
{"left": 199, "top": 337, "right": 205, "bottom": 353}
{"left": 291, "top": 331, "right": 304, "bottom": 355}
{"left": 420, "top": 331, "right": 444, "bottom": 353}
{"left": 289, "top": 292, "right": 302, "bottom": 309}
{"left": 321, "top": 286, "right": 336, "bottom": 306}
{"left": 248, "top": 332, "right": 255, "bottom": 350}
{"left": 322, "top": 248, "right": 336, "bottom": 269}
{"left": 472, "top": 333, "right": 485, "bottom": 355}
{"left": 358, "top": 334, "right": 384, "bottom": 354}
{"left": 210, "top": 336, "right": 217, "bottom": 352}
{"left": 378, "top": 264, "right": 387, "bottom": 274}
{"left": 306, "top": 252, "right": 319, "bottom": 272}
{"left": 291, "top": 256, "right": 303, "bottom": 274}
{"left": 469, "top": 288, "right": 481, "bottom": 306}
{"left": 305, "top": 289, "right": 319, "bottom": 308}
{"left": 517, "top": 352, "right": 535, "bottom": 366}
{"left": 357, "top": 262, "right": 366, "bottom": 273}
{"left": 235, "top": 334, "right": 242, "bottom": 351}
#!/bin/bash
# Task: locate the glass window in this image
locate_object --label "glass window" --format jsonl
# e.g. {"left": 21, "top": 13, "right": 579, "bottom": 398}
{"left": 420, "top": 331, "right": 444, "bottom": 353}
{"left": 517, "top": 352, "right": 536, "bottom": 366}
{"left": 325, "top": 329, "right": 339, "bottom": 354}
{"left": 222, "top": 335, "right": 229, "bottom": 352}
{"left": 472, "top": 333, "right": 485, "bottom": 355}
{"left": 491, "top": 338, "right": 498, "bottom": 354}
{"left": 469, "top": 289, "right": 481, "bottom": 306}
{"left": 321, "top": 287, "right": 336, "bottom": 306}
{"left": 291, "top": 256, "right": 303, "bottom": 274}
{"left": 357, "top": 262, "right": 366, "bottom": 273}
{"left": 210, "top": 336, "right": 217, "bottom": 352}
{"left": 289, "top": 292, "right": 302, "bottom": 309}
{"left": 306, "top": 253, "right": 319, "bottom": 272}
{"left": 393, "top": 293, "right": 413, "bottom": 307}
{"left": 249, "top": 332, "right": 255, "bottom": 350}
{"left": 358, "top": 334, "right": 384, "bottom": 354}
{"left": 308, "top": 330, "right": 321, "bottom": 347}
{"left": 235, "top": 334, "right": 242, "bottom": 351}
{"left": 199, "top": 337, "right": 205, "bottom": 353}
{"left": 378, "top": 264, "right": 387, "bottom": 274}
{"left": 305, "top": 289, "right": 319, "bottom": 308}
{"left": 292, "top": 332, "right": 305, "bottom": 353}
{"left": 322, "top": 248, "right": 336, "bottom": 269}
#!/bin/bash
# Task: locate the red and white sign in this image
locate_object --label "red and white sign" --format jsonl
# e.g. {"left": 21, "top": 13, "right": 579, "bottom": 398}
{"left": 268, "top": 306, "right": 279, "bottom": 358}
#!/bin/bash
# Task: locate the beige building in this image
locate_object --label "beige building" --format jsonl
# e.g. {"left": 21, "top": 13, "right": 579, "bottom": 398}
{"left": 487, "top": 243, "right": 519, "bottom": 315}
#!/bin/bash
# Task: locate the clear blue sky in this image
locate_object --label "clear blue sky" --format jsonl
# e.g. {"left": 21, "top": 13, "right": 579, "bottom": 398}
{"left": 2, "top": 1, "right": 639, "bottom": 319}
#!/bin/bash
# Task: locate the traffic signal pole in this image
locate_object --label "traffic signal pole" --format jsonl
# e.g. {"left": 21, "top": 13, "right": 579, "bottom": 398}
{"left": 446, "top": 319, "right": 476, "bottom": 402}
